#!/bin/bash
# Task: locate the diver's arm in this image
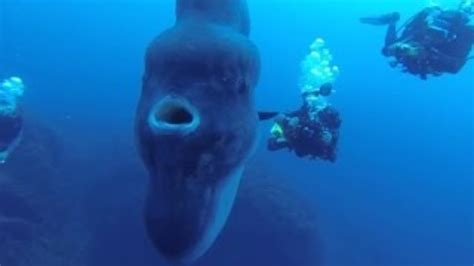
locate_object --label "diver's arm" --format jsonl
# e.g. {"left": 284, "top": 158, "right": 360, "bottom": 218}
{"left": 258, "top": 111, "right": 280, "bottom": 121}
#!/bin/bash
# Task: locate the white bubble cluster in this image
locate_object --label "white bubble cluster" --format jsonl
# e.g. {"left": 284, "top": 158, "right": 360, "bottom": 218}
{"left": 299, "top": 38, "right": 340, "bottom": 95}
{"left": 0, "top": 76, "right": 25, "bottom": 115}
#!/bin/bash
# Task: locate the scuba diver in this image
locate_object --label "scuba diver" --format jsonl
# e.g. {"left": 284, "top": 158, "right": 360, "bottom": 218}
{"left": 360, "top": 0, "right": 474, "bottom": 79}
{"left": 263, "top": 38, "right": 342, "bottom": 162}
{"left": 266, "top": 84, "right": 341, "bottom": 162}
{"left": 0, "top": 76, "right": 25, "bottom": 163}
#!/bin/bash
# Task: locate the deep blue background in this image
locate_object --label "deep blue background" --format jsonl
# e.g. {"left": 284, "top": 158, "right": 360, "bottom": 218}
{"left": 1, "top": 0, "right": 473, "bottom": 265}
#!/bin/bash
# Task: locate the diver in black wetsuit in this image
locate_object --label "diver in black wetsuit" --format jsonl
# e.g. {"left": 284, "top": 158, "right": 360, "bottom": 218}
{"left": 361, "top": 1, "right": 474, "bottom": 79}
{"left": 267, "top": 104, "right": 341, "bottom": 162}
{"left": 266, "top": 85, "right": 341, "bottom": 162}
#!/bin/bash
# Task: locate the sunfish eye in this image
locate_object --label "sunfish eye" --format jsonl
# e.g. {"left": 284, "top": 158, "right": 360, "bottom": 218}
{"left": 220, "top": 74, "right": 235, "bottom": 86}
{"left": 238, "top": 79, "right": 248, "bottom": 94}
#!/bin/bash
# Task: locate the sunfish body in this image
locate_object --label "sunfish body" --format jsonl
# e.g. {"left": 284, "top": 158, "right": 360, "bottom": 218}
{"left": 135, "top": 0, "right": 260, "bottom": 263}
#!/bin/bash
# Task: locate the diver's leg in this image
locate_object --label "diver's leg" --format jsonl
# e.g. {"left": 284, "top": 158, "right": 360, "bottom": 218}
{"left": 361, "top": 12, "right": 400, "bottom": 47}
{"left": 360, "top": 12, "right": 400, "bottom": 26}
{"left": 384, "top": 22, "right": 398, "bottom": 46}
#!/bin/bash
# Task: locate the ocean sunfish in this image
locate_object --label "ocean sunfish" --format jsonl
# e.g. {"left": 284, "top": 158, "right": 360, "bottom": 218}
{"left": 135, "top": 0, "right": 260, "bottom": 263}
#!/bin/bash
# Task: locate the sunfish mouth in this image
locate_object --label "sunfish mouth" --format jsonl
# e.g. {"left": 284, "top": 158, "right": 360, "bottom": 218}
{"left": 148, "top": 96, "right": 201, "bottom": 135}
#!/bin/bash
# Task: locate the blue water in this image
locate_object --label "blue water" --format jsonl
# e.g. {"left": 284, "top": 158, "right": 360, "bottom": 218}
{"left": 1, "top": 0, "right": 473, "bottom": 265}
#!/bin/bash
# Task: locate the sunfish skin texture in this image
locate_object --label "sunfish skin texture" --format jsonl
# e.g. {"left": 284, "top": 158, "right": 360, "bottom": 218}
{"left": 135, "top": 0, "right": 260, "bottom": 263}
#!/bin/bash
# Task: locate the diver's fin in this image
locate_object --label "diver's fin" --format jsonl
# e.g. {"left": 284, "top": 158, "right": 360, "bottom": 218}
{"left": 258, "top": 112, "right": 279, "bottom": 121}
{"left": 360, "top": 12, "right": 400, "bottom": 26}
